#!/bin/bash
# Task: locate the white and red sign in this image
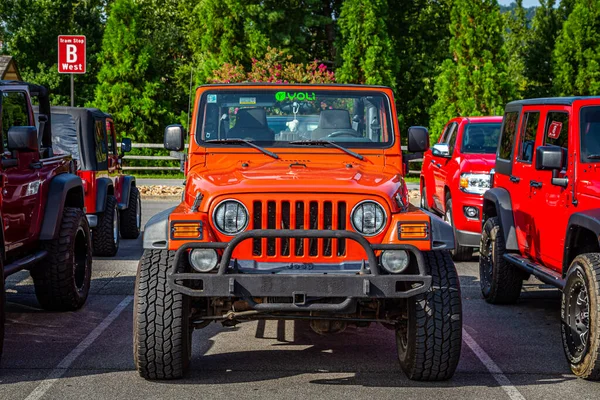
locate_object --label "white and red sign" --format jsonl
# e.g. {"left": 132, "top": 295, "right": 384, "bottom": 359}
{"left": 548, "top": 121, "right": 562, "bottom": 139}
{"left": 58, "top": 35, "right": 86, "bottom": 74}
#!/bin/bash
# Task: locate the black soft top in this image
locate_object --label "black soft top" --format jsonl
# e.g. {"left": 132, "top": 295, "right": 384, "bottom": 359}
{"left": 33, "top": 106, "right": 111, "bottom": 171}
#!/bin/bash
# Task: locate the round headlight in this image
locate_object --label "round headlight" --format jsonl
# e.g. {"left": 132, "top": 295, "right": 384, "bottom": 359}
{"left": 381, "top": 250, "right": 409, "bottom": 274}
{"left": 189, "top": 249, "right": 218, "bottom": 272}
{"left": 351, "top": 201, "right": 386, "bottom": 236}
{"left": 213, "top": 200, "right": 249, "bottom": 235}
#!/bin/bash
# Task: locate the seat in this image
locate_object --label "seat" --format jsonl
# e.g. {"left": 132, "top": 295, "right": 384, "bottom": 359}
{"left": 227, "top": 108, "right": 274, "bottom": 141}
{"left": 311, "top": 109, "right": 355, "bottom": 139}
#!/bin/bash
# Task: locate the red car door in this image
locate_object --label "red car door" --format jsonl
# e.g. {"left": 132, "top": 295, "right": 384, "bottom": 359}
{"left": 433, "top": 122, "right": 458, "bottom": 210}
{"left": 530, "top": 107, "right": 573, "bottom": 271}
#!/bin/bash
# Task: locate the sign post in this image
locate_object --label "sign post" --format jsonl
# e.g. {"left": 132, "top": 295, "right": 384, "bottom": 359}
{"left": 58, "top": 35, "right": 86, "bottom": 107}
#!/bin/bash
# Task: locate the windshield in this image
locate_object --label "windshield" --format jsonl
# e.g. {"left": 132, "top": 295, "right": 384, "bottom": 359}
{"left": 581, "top": 106, "right": 600, "bottom": 162}
{"left": 461, "top": 123, "right": 501, "bottom": 154}
{"left": 195, "top": 89, "right": 393, "bottom": 148}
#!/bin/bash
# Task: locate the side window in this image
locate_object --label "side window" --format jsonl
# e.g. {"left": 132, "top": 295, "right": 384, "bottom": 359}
{"left": 1, "top": 91, "right": 31, "bottom": 149}
{"left": 499, "top": 111, "right": 519, "bottom": 160}
{"left": 446, "top": 123, "right": 459, "bottom": 155}
{"left": 438, "top": 124, "right": 449, "bottom": 143}
{"left": 94, "top": 120, "right": 108, "bottom": 163}
{"left": 517, "top": 112, "right": 539, "bottom": 163}
{"left": 544, "top": 112, "right": 569, "bottom": 151}
{"left": 106, "top": 120, "right": 118, "bottom": 156}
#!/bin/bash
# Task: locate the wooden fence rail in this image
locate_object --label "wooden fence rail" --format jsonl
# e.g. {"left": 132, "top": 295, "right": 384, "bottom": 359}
{"left": 118, "top": 143, "right": 422, "bottom": 174}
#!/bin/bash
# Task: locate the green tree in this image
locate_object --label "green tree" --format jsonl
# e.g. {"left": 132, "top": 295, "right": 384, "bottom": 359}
{"left": 553, "top": 0, "right": 600, "bottom": 96}
{"left": 336, "top": 0, "right": 397, "bottom": 89}
{"left": 503, "top": 0, "right": 529, "bottom": 97}
{"left": 524, "top": 0, "right": 560, "bottom": 98}
{"left": 429, "top": 0, "right": 514, "bottom": 141}
{"left": 0, "top": 0, "right": 109, "bottom": 105}
{"left": 92, "top": 0, "right": 183, "bottom": 143}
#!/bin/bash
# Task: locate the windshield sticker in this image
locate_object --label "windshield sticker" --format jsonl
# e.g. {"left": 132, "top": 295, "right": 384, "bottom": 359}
{"left": 548, "top": 121, "right": 562, "bottom": 139}
{"left": 239, "top": 97, "right": 256, "bottom": 105}
{"left": 275, "top": 91, "right": 316, "bottom": 102}
{"left": 207, "top": 94, "right": 217, "bottom": 103}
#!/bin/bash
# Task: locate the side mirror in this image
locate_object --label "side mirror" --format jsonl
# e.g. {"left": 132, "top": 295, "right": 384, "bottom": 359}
{"left": 121, "top": 138, "right": 132, "bottom": 153}
{"left": 164, "top": 124, "right": 185, "bottom": 151}
{"left": 536, "top": 145, "right": 568, "bottom": 187}
{"left": 407, "top": 126, "right": 430, "bottom": 152}
{"left": 7, "top": 126, "right": 39, "bottom": 152}
{"left": 432, "top": 143, "right": 450, "bottom": 157}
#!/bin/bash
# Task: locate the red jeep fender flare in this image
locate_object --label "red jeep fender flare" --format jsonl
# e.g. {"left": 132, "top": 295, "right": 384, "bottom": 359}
{"left": 482, "top": 188, "right": 519, "bottom": 251}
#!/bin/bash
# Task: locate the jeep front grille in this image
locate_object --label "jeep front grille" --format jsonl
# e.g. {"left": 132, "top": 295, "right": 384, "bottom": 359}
{"left": 252, "top": 200, "right": 347, "bottom": 258}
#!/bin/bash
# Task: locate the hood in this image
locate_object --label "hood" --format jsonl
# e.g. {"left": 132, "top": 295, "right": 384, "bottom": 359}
{"left": 186, "top": 158, "right": 404, "bottom": 212}
{"left": 460, "top": 153, "right": 496, "bottom": 173}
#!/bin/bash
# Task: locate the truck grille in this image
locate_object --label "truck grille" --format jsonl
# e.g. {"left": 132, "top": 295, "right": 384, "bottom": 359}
{"left": 251, "top": 200, "right": 347, "bottom": 258}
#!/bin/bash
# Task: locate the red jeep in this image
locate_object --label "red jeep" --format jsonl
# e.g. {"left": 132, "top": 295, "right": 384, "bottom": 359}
{"left": 481, "top": 97, "right": 600, "bottom": 379}
{"left": 421, "top": 116, "right": 502, "bottom": 260}
{"left": 1, "top": 81, "right": 92, "bottom": 357}
{"left": 40, "top": 107, "right": 141, "bottom": 256}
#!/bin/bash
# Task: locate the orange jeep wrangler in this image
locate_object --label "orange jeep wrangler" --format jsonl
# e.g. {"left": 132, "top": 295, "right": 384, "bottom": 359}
{"left": 134, "top": 84, "right": 462, "bottom": 381}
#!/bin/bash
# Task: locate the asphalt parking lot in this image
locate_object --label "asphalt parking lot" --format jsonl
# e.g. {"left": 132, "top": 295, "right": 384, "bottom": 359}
{"left": 1, "top": 200, "right": 599, "bottom": 400}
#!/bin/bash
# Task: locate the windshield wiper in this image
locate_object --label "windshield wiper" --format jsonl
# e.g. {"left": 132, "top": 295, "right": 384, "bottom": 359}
{"left": 205, "top": 139, "right": 279, "bottom": 159}
{"left": 587, "top": 154, "right": 600, "bottom": 159}
{"left": 288, "top": 140, "right": 364, "bottom": 161}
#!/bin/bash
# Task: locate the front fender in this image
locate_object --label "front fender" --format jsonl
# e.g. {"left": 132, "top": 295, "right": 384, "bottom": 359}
{"left": 483, "top": 188, "right": 518, "bottom": 251}
{"left": 40, "top": 174, "right": 84, "bottom": 240}
{"left": 118, "top": 175, "right": 136, "bottom": 210}
{"left": 143, "top": 206, "right": 176, "bottom": 249}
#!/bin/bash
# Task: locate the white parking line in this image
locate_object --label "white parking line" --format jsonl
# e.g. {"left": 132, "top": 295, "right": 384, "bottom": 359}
{"left": 463, "top": 328, "right": 526, "bottom": 400}
{"left": 24, "top": 296, "right": 134, "bottom": 400}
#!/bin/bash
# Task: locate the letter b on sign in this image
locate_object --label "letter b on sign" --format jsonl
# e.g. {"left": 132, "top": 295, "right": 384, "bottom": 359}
{"left": 66, "top": 45, "right": 77, "bottom": 63}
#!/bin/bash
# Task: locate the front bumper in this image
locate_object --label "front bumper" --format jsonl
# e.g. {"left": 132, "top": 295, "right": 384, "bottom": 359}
{"left": 168, "top": 229, "right": 432, "bottom": 311}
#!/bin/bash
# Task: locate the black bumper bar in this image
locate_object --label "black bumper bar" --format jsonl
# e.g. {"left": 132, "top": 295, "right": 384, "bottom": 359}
{"left": 168, "top": 230, "right": 432, "bottom": 310}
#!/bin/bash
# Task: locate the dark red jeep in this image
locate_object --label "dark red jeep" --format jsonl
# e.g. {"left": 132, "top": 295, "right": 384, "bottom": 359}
{"left": 38, "top": 107, "right": 141, "bottom": 256}
{"left": 1, "top": 81, "right": 92, "bottom": 357}
{"left": 421, "top": 116, "right": 502, "bottom": 260}
{"left": 481, "top": 97, "right": 600, "bottom": 379}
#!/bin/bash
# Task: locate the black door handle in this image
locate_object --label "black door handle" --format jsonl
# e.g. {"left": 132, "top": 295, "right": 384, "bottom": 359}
{"left": 430, "top": 159, "right": 440, "bottom": 168}
{"left": 530, "top": 180, "right": 542, "bottom": 189}
{"left": 509, "top": 175, "right": 520, "bottom": 183}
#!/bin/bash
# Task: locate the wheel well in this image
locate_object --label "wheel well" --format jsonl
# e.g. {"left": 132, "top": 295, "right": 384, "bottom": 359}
{"left": 107, "top": 185, "right": 114, "bottom": 196}
{"left": 65, "top": 186, "right": 84, "bottom": 209}
{"left": 482, "top": 199, "right": 497, "bottom": 220}
{"left": 565, "top": 226, "right": 600, "bottom": 275}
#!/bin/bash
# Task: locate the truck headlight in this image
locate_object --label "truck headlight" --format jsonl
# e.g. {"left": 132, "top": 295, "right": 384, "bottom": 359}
{"left": 213, "top": 200, "right": 249, "bottom": 235}
{"left": 381, "top": 250, "right": 409, "bottom": 274}
{"left": 351, "top": 201, "right": 386, "bottom": 236}
{"left": 459, "top": 173, "right": 491, "bottom": 195}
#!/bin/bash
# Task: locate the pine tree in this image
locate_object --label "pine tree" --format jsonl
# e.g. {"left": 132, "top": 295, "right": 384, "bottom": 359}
{"left": 553, "top": 0, "right": 600, "bottom": 96}
{"left": 429, "top": 0, "right": 514, "bottom": 142}
{"left": 504, "top": 0, "right": 529, "bottom": 97}
{"left": 336, "top": 0, "right": 397, "bottom": 89}
{"left": 524, "top": 0, "right": 560, "bottom": 98}
{"left": 92, "top": 0, "right": 174, "bottom": 142}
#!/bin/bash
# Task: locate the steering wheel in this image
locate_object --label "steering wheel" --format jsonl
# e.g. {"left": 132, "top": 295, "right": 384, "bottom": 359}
{"left": 326, "top": 130, "right": 361, "bottom": 138}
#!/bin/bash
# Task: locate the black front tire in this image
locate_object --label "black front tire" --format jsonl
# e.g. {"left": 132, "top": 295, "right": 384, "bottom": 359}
{"left": 134, "top": 249, "right": 191, "bottom": 380}
{"left": 92, "top": 195, "right": 119, "bottom": 257}
{"left": 32, "top": 207, "right": 92, "bottom": 311}
{"left": 120, "top": 186, "right": 141, "bottom": 239}
{"left": 445, "top": 198, "right": 473, "bottom": 261}
{"left": 396, "top": 250, "right": 462, "bottom": 381}
{"left": 479, "top": 217, "right": 524, "bottom": 304}
{"left": 561, "top": 253, "right": 600, "bottom": 380}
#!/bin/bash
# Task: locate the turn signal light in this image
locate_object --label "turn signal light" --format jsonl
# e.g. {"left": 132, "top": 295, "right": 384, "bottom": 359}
{"left": 172, "top": 222, "right": 202, "bottom": 239}
{"left": 399, "top": 223, "right": 429, "bottom": 240}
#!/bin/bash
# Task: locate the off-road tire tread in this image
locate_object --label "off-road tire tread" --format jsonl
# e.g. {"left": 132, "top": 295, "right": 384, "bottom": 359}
{"left": 563, "top": 253, "right": 600, "bottom": 380}
{"left": 120, "top": 186, "right": 141, "bottom": 239}
{"left": 134, "top": 249, "right": 189, "bottom": 380}
{"left": 400, "top": 250, "right": 462, "bottom": 381}
{"left": 32, "top": 207, "right": 92, "bottom": 311}
{"left": 92, "top": 195, "right": 119, "bottom": 256}
{"left": 480, "top": 217, "right": 523, "bottom": 304}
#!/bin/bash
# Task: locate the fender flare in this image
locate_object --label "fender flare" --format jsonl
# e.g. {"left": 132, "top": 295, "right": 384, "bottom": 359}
{"left": 40, "top": 174, "right": 84, "bottom": 240}
{"left": 142, "top": 206, "right": 176, "bottom": 250}
{"left": 95, "top": 177, "right": 114, "bottom": 214}
{"left": 118, "top": 176, "right": 136, "bottom": 210}
{"left": 563, "top": 210, "right": 600, "bottom": 273}
{"left": 422, "top": 210, "right": 455, "bottom": 250}
{"left": 482, "top": 188, "right": 518, "bottom": 251}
